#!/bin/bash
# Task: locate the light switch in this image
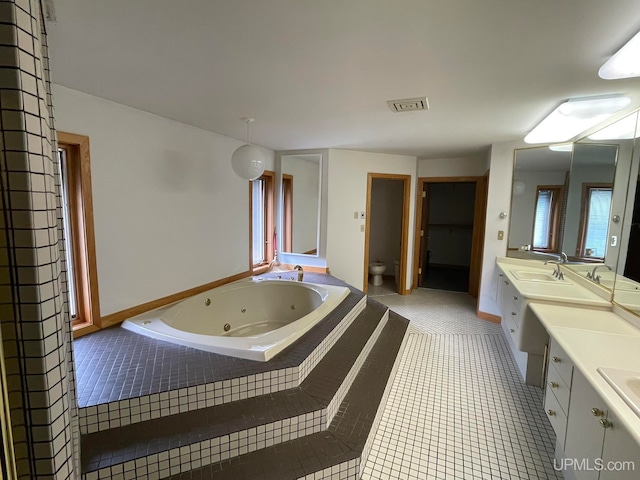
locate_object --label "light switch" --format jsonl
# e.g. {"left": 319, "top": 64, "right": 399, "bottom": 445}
{"left": 354, "top": 211, "right": 359, "bottom": 219}
{"left": 497, "top": 230, "right": 504, "bottom": 240}
{"left": 360, "top": 224, "right": 365, "bottom": 232}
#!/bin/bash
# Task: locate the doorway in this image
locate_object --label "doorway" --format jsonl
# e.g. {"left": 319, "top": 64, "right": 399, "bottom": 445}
{"left": 363, "top": 173, "right": 411, "bottom": 295}
{"left": 413, "top": 177, "right": 487, "bottom": 296}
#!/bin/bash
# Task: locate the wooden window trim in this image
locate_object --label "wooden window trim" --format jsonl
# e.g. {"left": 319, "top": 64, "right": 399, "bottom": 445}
{"left": 58, "top": 131, "right": 102, "bottom": 335}
{"left": 531, "top": 185, "right": 563, "bottom": 253}
{"left": 576, "top": 183, "right": 613, "bottom": 260}
{"left": 249, "top": 170, "right": 275, "bottom": 272}
{"left": 282, "top": 174, "right": 293, "bottom": 253}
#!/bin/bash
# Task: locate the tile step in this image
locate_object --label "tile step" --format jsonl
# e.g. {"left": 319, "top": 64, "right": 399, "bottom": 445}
{"left": 81, "top": 300, "right": 393, "bottom": 478}
{"left": 167, "top": 312, "right": 410, "bottom": 480}
{"left": 79, "top": 285, "right": 366, "bottom": 434}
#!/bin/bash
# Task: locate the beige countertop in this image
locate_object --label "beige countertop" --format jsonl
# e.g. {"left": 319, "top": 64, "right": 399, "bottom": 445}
{"left": 529, "top": 302, "right": 640, "bottom": 446}
{"left": 497, "top": 257, "right": 611, "bottom": 308}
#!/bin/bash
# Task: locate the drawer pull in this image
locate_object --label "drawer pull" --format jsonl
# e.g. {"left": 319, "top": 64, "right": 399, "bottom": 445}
{"left": 512, "top": 296, "right": 518, "bottom": 300}
{"left": 599, "top": 419, "right": 612, "bottom": 429}
{"left": 504, "top": 281, "right": 510, "bottom": 285}
{"left": 550, "top": 382, "right": 559, "bottom": 389}
{"left": 551, "top": 356, "right": 561, "bottom": 363}
{"left": 547, "top": 409, "right": 556, "bottom": 416}
{"left": 510, "top": 329, "right": 515, "bottom": 333}
{"left": 511, "top": 312, "right": 517, "bottom": 316}
{"left": 591, "top": 408, "right": 604, "bottom": 417}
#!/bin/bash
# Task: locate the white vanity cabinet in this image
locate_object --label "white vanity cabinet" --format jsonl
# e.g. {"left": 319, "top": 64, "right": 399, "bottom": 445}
{"left": 496, "top": 271, "right": 547, "bottom": 385}
{"left": 497, "top": 273, "right": 521, "bottom": 345}
{"left": 599, "top": 409, "right": 640, "bottom": 480}
{"left": 544, "top": 338, "right": 574, "bottom": 450}
{"left": 561, "top": 368, "right": 640, "bottom": 480}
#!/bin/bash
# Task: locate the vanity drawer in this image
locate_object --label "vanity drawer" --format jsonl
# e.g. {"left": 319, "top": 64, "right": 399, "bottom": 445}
{"left": 544, "top": 386, "right": 568, "bottom": 449}
{"left": 546, "top": 362, "right": 570, "bottom": 415}
{"left": 503, "top": 311, "right": 520, "bottom": 345}
{"left": 510, "top": 290, "right": 524, "bottom": 313}
{"left": 548, "top": 338, "right": 574, "bottom": 387}
{"left": 508, "top": 306, "right": 521, "bottom": 328}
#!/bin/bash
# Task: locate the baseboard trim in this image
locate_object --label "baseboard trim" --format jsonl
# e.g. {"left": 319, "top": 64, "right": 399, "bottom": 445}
{"left": 94, "top": 270, "right": 253, "bottom": 333}
{"left": 477, "top": 309, "right": 501, "bottom": 324}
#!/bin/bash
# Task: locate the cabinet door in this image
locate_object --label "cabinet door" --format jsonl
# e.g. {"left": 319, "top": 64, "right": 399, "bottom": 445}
{"left": 564, "top": 369, "right": 606, "bottom": 480}
{"left": 599, "top": 409, "right": 640, "bottom": 480}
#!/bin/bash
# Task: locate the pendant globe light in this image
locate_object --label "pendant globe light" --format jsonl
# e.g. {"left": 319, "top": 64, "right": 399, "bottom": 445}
{"left": 231, "top": 117, "right": 265, "bottom": 180}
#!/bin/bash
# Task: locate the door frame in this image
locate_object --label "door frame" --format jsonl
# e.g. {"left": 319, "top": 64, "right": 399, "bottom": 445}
{"left": 412, "top": 176, "right": 488, "bottom": 298}
{"left": 363, "top": 173, "right": 412, "bottom": 295}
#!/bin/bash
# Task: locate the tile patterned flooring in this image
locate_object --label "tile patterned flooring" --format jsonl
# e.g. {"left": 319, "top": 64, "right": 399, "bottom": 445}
{"left": 364, "top": 286, "right": 563, "bottom": 480}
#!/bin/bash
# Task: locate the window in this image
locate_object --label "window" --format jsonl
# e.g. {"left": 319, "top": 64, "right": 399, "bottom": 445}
{"left": 577, "top": 184, "right": 613, "bottom": 259}
{"left": 57, "top": 132, "right": 101, "bottom": 334}
{"left": 532, "top": 186, "right": 563, "bottom": 252}
{"left": 250, "top": 171, "right": 274, "bottom": 269}
{"left": 282, "top": 174, "right": 293, "bottom": 253}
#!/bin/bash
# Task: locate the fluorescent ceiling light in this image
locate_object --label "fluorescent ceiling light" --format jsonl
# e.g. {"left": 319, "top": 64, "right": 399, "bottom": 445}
{"left": 548, "top": 143, "right": 573, "bottom": 152}
{"left": 588, "top": 112, "right": 640, "bottom": 140}
{"left": 524, "top": 95, "right": 631, "bottom": 144}
{"left": 599, "top": 31, "right": 640, "bottom": 80}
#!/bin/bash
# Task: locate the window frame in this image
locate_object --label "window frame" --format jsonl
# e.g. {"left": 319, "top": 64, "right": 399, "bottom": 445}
{"left": 576, "top": 183, "right": 613, "bottom": 260}
{"left": 57, "top": 132, "right": 101, "bottom": 336}
{"left": 531, "top": 185, "right": 564, "bottom": 253}
{"left": 249, "top": 170, "right": 275, "bottom": 273}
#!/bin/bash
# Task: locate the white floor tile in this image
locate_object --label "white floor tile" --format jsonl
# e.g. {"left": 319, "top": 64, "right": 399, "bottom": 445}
{"left": 362, "top": 288, "right": 563, "bottom": 480}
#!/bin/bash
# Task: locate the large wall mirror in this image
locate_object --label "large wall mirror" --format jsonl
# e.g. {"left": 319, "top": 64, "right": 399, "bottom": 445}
{"left": 507, "top": 141, "right": 620, "bottom": 291}
{"left": 280, "top": 153, "right": 322, "bottom": 256}
{"left": 594, "top": 110, "right": 640, "bottom": 315}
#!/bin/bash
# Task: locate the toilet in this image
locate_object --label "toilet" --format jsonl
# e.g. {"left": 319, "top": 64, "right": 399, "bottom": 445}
{"left": 369, "top": 261, "right": 387, "bottom": 286}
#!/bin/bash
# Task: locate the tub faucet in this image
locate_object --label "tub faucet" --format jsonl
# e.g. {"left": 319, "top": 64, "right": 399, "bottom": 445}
{"left": 294, "top": 265, "right": 304, "bottom": 282}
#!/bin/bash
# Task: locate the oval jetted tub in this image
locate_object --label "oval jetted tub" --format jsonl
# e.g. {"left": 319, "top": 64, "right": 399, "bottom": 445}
{"left": 122, "top": 279, "right": 350, "bottom": 361}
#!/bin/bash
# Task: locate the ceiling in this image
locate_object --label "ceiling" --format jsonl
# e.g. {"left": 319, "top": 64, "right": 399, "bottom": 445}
{"left": 46, "top": 0, "right": 640, "bottom": 159}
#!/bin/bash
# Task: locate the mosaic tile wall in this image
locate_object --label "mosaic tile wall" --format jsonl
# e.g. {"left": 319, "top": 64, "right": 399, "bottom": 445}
{"left": 0, "top": 0, "right": 79, "bottom": 477}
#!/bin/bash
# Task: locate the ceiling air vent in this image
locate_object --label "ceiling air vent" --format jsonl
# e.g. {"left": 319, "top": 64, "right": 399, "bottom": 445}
{"left": 387, "top": 97, "right": 429, "bottom": 113}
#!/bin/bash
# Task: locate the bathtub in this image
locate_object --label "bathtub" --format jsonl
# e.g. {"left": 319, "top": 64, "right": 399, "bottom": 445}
{"left": 122, "top": 278, "right": 350, "bottom": 361}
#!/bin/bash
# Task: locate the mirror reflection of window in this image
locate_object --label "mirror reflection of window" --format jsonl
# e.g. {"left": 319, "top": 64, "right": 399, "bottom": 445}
{"left": 532, "top": 186, "right": 563, "bottom": 252}
{"left": 282, "top": 174, "right": 293, "bottom": 253}
{"left": 577, "top": 184, "right": 612, "bottom": 259}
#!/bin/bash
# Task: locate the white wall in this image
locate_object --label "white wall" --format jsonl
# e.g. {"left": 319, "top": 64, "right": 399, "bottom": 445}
{"left": 369, "top": 179, "right": 403, "bottom": 276}
{"left": 53, "top": 85, "right": 274, "bottom": 316}
{"left": 327, "top": 149, "right": 417, "bottom": 290}
{"left": 479, "top": 141, "right": 522, "bottom": 316}
{"left": 418, "top": 156, "right": 487, "bottom": 177}
{"left": 508, "top": 170, "right": 567, "bottom": 249}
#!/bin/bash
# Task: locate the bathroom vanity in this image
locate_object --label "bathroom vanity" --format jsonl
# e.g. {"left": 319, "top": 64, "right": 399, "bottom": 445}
{"left": 530, "top": 303, "right": 640, "bottom": 480}
{"left": 495, "top": 257, "right": 611, "bottom": 385}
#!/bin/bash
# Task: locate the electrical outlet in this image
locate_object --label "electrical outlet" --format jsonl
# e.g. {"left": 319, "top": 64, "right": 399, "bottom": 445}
{"left": 497, "top": 230, "right": 504, "bottom": 240}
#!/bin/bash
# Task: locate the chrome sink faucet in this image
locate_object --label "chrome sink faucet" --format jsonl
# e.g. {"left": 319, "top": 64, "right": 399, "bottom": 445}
{"left": 294, "top": 265, "right": 304, "bottom": 282}
{"left": 590, "top": 265, "right": 612, "bottom": 284}
{"left": 544, "top": 260, "right": 564, "bottom": 280}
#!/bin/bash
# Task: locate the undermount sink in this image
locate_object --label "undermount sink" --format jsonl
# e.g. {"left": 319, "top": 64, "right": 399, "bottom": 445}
{"left": 598, "top": 367, "right": 640, "bottom": 419}
{"left": 511, "top": 270, "right": 567, "bottom": 283}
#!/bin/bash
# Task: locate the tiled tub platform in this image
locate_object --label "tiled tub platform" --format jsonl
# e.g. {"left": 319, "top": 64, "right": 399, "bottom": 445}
{"left": 75, "top": 274, "right": 409, "bottom": 479}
